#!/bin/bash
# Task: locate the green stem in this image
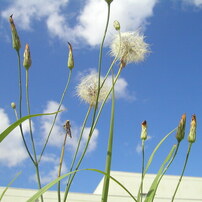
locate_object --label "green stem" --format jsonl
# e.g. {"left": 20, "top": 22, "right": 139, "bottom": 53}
{"left": 57, "top": 129, "right": 69, "bottom": 202}
{"left": 38, "top": 70, "right": 72, "bottom": 163}
{"left": 66, "top": 106, "right": 92, "bottom": 183}
{"left": 171, "top": 143, "right": 192, "bottom": 202}
{"left": 63, "top": 67, "right": 122, "bottom": 201}
{"left": 140, "top": 140, "right": 145, "bottom": 202}
{"left": 15, "top": 51, "right": 35, "bottom": 164}
{"left": 101, "top": 70, "right": 115, "bottom": 202}
{"left": 63, "top": 3, "right": 111, "bottom": 201}
{"left": 26, "top": 70, "right": 43, "bottom": 202}
{"left": 17, "top": 50, "right": 22, "bottom": 119}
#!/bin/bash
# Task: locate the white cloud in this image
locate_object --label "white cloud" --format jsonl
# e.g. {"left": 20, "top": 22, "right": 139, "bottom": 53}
{"left": 106, "top": 76, "right": 136, "bottom": 101}
{"left": 182, "top": 0, "right": 202, "bottom": 6}
{"left": 40, "top": 101, "right": 99, "bottom": 154}
{"left": 1, "top": 0, "right": 158, "bottom": 46}
{"left": 0, "top": 108, "right": 30, "bottom": 167}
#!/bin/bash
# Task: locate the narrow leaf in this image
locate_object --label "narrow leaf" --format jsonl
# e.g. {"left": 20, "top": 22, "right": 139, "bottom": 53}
{"left": 0, "top": 111, "right": 61, "bottom": 143}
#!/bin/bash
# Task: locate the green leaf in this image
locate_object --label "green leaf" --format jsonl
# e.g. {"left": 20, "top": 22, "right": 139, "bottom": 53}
{"left": 27, "top": 169, "right": 137, "bottom": 202}
{"left": 0, "top": 111, "right": 61, "bottom": 143}
{"left": 0, "top": 171, "right": 22, "bottom": 201}
{"left": 144, "top": 145, "right": 176, "bottom": 202}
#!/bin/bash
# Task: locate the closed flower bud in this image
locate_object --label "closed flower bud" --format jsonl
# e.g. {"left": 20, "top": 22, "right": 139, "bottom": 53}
{"left": 113, "top": 20, "right": 120, "bottom": 31}
{"left": 11, "top": 102, "right": 16, "bottom": 109}
{"left": 188, "top": 114, "right": 197, "bottom": 143}
{"left": 9, "top": 15, "right": 21, "bottom": 51}
{"left": 105, "top": 0, "right": 113, "bottom": 4}
{"left": 23, "top": 44, "right": 32, "bottom": 70}
{"left": 141, "top": 120, "right": 147, "bottom": 140}
{"left": 67, "top": 42, "right": 74, "bottom": 70}
{"left": 176, "top": 114, "right": 186, "bottom": 142}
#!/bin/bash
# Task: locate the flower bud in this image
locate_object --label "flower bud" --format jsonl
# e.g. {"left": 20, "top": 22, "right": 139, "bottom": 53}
{"left": 105, "top": 0, "right": 113, "bottom": 4}
{"left": 176, "top": 114, "right": 186, "bottom": 142}
{"left": 188, "top": 114, "right": 197, "bottom": 143}
{"left": 141, "top": 120, "right": 147, "bottom": 140}
{"left": 9, "top": 15, "right": 21, "bottom": 51}
{"left": 11, "top": 102, "right": 16, "bottom": 109}
{"left": 23, "top": 44, "right": 32, "bottom": 70}
{"left": 67, "top": 42, "right": 74, "bottom": 70}
{"left": 113, "top": 20, "right": 120, "bottom": 31}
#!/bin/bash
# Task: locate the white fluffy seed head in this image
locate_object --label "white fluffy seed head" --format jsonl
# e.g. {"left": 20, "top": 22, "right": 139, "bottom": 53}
{"left": 76, "top": 73, "right": 109, "bottom": 106}
{"left": 110, "top": 32, "right": 149, "bottom": 65}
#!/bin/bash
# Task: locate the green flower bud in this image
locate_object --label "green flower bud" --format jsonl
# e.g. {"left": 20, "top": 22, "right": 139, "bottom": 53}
{"left": 113, "top": 20, "right": 120, "bottom": 31}
{"left": 141, "top": 120, "right": 147, "bottom": 140}
{"left": 9, "top": 15, "right": 21, "bottom": 51}
{"left": 176, "top": 114, "right": 186, "bottom": 142}
{"left": 11, "top": 102, "right": 16, "bottom": 109}
{"left": 188, "top": 114, "right": 197, "bottom": 143}
{"left": 67, "top": 42, "right": 74, "bottom": 70}
{"left": 23, "top": 44, "right": 32, "bottom": 70}
{"left": 105, "top": 0, "right": 113, "bottom": 4}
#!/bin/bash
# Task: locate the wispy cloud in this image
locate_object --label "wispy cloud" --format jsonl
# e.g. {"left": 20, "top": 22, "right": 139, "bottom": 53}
{"left": 182, "top": 0, "right": 202, "bottom": 7}
{"left": 1, "top": 0, "right": 158, "bottom": 46}
{"left": 0, "top": 108, "right": 30, "bottom": 167}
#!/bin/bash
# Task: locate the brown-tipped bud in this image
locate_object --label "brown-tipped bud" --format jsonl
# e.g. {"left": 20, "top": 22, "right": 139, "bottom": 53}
{"left": 113, "top": 20, "right": 120, "bottom": 31}
{"left": 11, "top": 102, "right": 16, "bottom": 109}
{"left": 9, "top": 15, "right": 21, "bottom": 51}
{"left": 23, "top": 44, "right": 32, "bottom": 70}
{"left": 105, "top": 0, "right": 113, "bottom": 4}
{"left": 188, "top": 114, "right": 197, "bottom": 143}
{"left": 141, "top": 120, "right": 147, "bottom": 140}
{"left": 67, "top": 42, "right": 74, "bottom": 70}
{"left": 176, "top": 114, "right": 186, "bottom": 142}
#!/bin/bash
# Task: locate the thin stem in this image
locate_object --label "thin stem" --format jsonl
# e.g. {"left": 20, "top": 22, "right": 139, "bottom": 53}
{"left": 66, "top": 106, "right": 92, "bottom": 183}
{"left": 12, "top": 107, "right": 35, "bottom": 164}
{"left": 101, "top": 70, "right": 115, "bottom": 202}
{"left": 38, "top": 70, "right": 72, "bottom": 163}
{"left": 26, "top": 70, "right": 43, "bottom": 202}
{"left": 140, "top": 140, "right": 145, "bottom": 202}
{"left": 63, "top": 3, "right": 111, "bottom": 201}
{"left": 63, "top": 66, "right": 122, "bottom": 201}
{"left": 17, "top": 50, "right": 22, "bottom": 119}
{"left": 15, "top": 51, "right": 35, "bottom": 164}
{"left": 57, "top": 130, "right": 69, "bottom": 202}
{"left": 171, "top": 143, "right": 192, "bottom": 202}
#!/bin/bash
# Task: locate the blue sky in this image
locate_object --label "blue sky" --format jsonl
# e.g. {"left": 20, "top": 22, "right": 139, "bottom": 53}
{"left": 0, "top": 0, "right": 202, "bottom": 195}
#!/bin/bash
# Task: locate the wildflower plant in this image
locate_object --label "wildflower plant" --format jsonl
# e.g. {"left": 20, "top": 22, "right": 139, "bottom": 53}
{"left": 0, "top": 1, "right": 198, "bottom": 202}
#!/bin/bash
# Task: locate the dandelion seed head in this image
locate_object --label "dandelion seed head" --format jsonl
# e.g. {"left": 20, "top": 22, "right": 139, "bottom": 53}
{"left": 110, "top": 31, "right": 149, "bottom": 64}
{"left": 76, "top": 73, "right": 109, "bottom": 106}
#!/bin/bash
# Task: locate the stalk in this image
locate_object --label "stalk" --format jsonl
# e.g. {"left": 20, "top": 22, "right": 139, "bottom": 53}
{"left": 57, "top": 128, "right": 69, "bottom": 202}
{"left": 25, "top": 69, "right": 43, "bottom": 202}
{"left": 38, "top": 70, "right": 72, "bottom": 163}
{"left": 171, "top": 143, "right": 192, "bottom": 202}
{"left": 101, "top": 70, "right": 115, "bottom": 202}
{"left": 140, "top": 140, "right": 145, "bottom": 202}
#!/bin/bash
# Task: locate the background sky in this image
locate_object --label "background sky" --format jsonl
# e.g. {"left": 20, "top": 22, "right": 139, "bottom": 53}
{"left": 0, "top": 0, "right": 202, "bottom": 196}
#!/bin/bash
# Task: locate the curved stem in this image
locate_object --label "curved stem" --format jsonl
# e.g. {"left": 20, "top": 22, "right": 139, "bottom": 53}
{"left": 15, "top": 51, "right": 35, "bottom": 163}
{"left": 26, "top": 70, "right": 43, "bottom": 202}
{"left": 171, "top": 143, "right": 192, "bottom": 202}
{"left": 57, "top": 129, "right": 69, "bottom": 202}
{"left": 38, "top": 70, "right": 72, "bottom": 163}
